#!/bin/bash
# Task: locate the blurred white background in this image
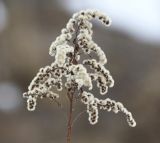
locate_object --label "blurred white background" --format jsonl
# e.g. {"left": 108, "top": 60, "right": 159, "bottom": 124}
{"left": 59, "top": 0, "right": 160, "bottom": 44}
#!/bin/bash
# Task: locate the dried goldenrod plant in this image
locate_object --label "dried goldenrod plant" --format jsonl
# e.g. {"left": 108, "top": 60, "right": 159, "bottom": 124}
{"left": 23, "top": 9, "right": 136, "bottom": 143}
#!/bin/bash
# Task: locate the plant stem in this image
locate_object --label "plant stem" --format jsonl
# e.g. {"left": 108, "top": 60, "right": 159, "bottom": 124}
{"left": 66, "top": 90, "right": 74, "bottom": 143}
{"left": 66, "top": 24, "right": 81, "bottom": 143}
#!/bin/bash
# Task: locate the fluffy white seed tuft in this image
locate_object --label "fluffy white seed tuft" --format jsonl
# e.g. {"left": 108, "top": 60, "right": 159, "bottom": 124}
{"left": 23, "top": 9, "right": 136, "bottom": 127}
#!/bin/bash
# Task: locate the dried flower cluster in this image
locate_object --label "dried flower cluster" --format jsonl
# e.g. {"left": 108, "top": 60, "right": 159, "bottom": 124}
{"left": 23, "top": 9, "right": 136, "bottom": 127}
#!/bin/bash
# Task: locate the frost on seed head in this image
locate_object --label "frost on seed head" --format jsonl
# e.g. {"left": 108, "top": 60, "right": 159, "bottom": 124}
{"left": 23, "top": 9, "right": 136, "bottom": 127}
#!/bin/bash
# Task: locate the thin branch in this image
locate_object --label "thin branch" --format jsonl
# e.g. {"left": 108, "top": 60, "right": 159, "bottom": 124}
{"left": 71, "top": 110, "right": 86, "bottom": 127}
{"left": 66, "top": 90, "right": 74, "bottom": 143}
{"left": 53, "top": 98, "right": 62, "bottom": 107}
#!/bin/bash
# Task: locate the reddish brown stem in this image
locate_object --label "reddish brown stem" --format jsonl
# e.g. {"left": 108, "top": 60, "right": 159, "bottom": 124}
{"left": 66, "top": 90, "right": 74, "bottom": 143}
{"left": 66, "top": 24, "right": 81, "bottom": 143}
